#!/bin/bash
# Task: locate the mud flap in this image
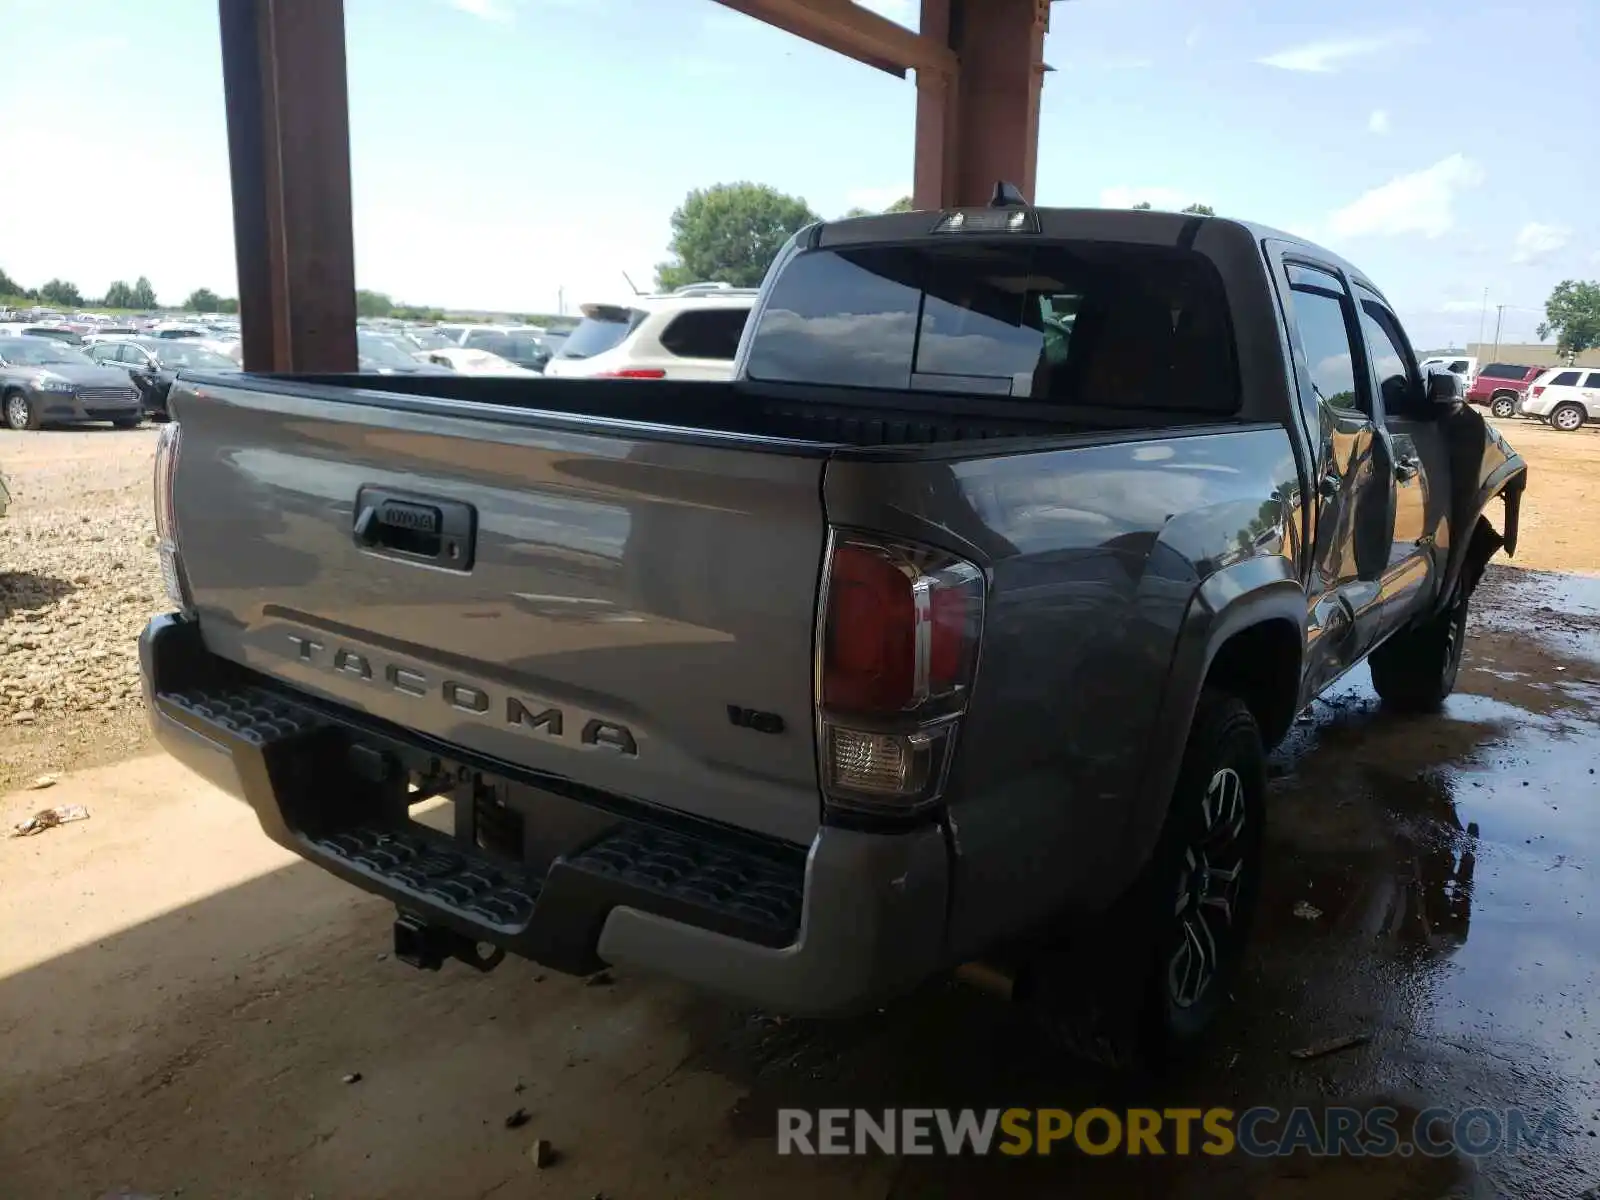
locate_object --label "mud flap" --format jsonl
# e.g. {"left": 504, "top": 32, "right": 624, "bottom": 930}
{"left": 1459, "top": 517, "right": 1505, "bottom": 602}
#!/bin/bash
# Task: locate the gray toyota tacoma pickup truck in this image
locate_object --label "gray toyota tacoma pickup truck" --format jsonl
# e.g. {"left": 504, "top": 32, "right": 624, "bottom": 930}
{"left": 140, "top": 200, "right": 1525, "bottom": 1066}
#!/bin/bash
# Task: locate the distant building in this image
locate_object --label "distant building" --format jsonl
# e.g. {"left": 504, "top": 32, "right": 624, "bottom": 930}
{"left": 1467, "top": 342, "right": 1600, "bottom": 369}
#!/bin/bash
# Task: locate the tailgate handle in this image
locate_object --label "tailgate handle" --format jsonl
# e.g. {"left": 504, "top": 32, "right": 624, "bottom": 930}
{"left": 353, "top": 487, "right": 476, "bottom": 571}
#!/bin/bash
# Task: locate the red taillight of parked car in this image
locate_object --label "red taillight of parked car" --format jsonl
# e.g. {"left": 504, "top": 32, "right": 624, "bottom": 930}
{"left": 816, "top": 532, "right": 984, "bottom": 815}
{"left": 595, "top": 368, "right": 667, "bottom": 379}
{"left": 1531, "top": 385, "right": 1546, "bottom": 399}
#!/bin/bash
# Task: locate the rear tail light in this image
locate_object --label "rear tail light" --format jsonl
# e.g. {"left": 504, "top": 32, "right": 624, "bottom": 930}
{"left": 153, "top": 421, "right": 191, "bottom": 609}
{"left": 816, "top": 532, "right": 984, "bottom": 816}
{"left": 596, "top": 368, "right": 666, "bottom": 379}
{"left": 1531, "top": 385, "right": 1546, "bottom": 399}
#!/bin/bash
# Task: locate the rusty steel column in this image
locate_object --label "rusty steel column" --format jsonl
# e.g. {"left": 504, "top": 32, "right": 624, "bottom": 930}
{"left": 218, "top": 0, "right": 357, "bottom": 372}
{"left": 914, "top": 0, "right": 1050, "bottom": 209}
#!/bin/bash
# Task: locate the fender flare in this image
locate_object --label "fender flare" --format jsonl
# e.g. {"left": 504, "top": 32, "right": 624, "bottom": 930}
{"left": 1437, "top": 458, "right": 1526, "bottom": 612}
{"left": 1109, "top": 558, "right": 1307, "bottom": 898}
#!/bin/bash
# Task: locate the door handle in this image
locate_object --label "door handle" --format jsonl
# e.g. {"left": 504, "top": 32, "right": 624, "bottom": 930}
{"left": 1317, "top": 471, "right": 1341, "bottom": 500}
{"left": 1394, "top": 455, "right": 1420, "bottom": 482}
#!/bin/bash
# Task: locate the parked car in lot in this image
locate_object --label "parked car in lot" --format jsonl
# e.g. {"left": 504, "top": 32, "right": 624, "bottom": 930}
{"left": 0, "top": 322, "right": 86, "bottom": 347}
{"left": 543, "top": 287, "right": 755, "bottom": 380}
{"left": 357, "top": 331, "right": 455, "bottom": 376}
{"left": 1419, "top": 354, "right": 1476, "bottom": 382}
{"left": 142, "top": 202, "right": 1525, "bottom": 1069}
{"left": 0, "top": 336, "right": 144, "bottom": 429}
{"left": 421, "top": 346, "right": 538, "bottom": 375}
{"left": 84, "top": 337, "right": 241, "bottom": 420}
{"left": 1520, "top": 367, "right": 1600, "bottom": 431}
{"left": 456, "top": 327, "right": 551, "bottom": 372}
{"left": 1465, "top": 363, "right": 1544, "bottom": 418}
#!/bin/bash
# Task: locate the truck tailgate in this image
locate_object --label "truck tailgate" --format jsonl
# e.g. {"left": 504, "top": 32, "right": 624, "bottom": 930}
{"left": 170, "top": 380, "right": 831, "bottom": 844}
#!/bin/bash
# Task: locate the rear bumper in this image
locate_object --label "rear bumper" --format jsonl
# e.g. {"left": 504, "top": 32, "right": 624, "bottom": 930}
{"left": 139, "top": 613, "right": 949, "bottom": 1015}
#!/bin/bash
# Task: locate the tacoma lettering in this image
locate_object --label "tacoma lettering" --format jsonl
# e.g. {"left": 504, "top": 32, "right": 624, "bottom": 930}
{"left": 277, "top": 632, "right": 638, "bottom": 757}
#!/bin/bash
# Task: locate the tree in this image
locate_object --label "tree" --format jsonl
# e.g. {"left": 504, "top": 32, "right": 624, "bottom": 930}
{"left": 103, "top": 280, "right": 136, "bottom": 309}
{"left": 39, "top": 279, "right": 83, "bottom": 308}
{"left": 1182, "top": 203, "right": 1216, "bottom": 216}
{"left": 185, "top": 287, "right": 222, "bottom": 312}
{"left": 656, "top": 182, "right": 820, "bottom": 290}
{"left": 217, "top": 297, "right": 240, "bottom": 314}
{"left": 0, "top": 266, "right": 20, "bottom": 296}
{"left": 884, "top": 195, "right": 914, "bottom": 213}
{"left": 356, "top": 289, "right": 394, "bottom": 318}
{"left": 1538, "top": 280, "right": 1600, "bottom": 358}
{"left": 130, "top": 276, "right": 158, "bottom": 310}
{"left": 1132, "top": 201, "right": 1153, "bottom": 210}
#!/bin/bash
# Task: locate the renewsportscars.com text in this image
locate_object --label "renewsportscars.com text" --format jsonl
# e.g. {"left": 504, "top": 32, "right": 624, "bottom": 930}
{"left": 776, "top": 1106, "right": 1564, "bottom": 1158}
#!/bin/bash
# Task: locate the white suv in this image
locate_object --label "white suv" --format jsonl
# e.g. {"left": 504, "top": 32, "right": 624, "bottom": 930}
{"left": 1521, "top": 366, "right": 1600, "bottom": 431}
{"left": 542, "top": 285, "right": 756, "bottom": 381}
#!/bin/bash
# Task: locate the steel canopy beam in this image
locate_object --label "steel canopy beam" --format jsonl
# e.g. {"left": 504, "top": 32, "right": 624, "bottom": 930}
{"left": 914, "top": 0, "right": 1051, "bottom": 210}
{"left": 710, "top": 0, "right": 956, "bottom": 77}
{"left": 218, "top": 0, "right": 357, "bottom": 372}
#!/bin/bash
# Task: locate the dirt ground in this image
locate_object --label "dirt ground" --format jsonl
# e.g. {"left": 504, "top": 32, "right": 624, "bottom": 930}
{"left": 3, "top": 414, "right": 1600, "bottom": 1198}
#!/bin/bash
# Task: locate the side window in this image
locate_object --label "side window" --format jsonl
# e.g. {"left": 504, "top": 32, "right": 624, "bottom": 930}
{"left": 1357, "top": 297, "right": 1420, "bottom": 418}
{"left": 88, "top": 344, "right": 113, "bottom": 362}
{"left": 1448, "top": 360, "right": 1470, "bottom": 374}
{"left": 658, "top": 308, "right": 749, "bottom": 361}
{"left": 119, "top": 344, "right": 146, "bottom": 365}
{"left": 1551, "top": 370, "right": 1582, "bottom": 387}
{"left": 1586, "top": 373, "right": 1600, "bottom": 388}
{"left": 462, "top": 329, "right": 495, "bottom": 350}
{"left": 1287, "top": 265, "right": 1366, "bottom": 419}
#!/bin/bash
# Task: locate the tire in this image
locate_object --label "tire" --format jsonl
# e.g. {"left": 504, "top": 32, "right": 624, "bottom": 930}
{"left": 1023, "top": 688, "right": 1265, "bottom": 1070}
{"left": 1369, "top": 592, "right": 1468, "bottom": 712}
{"left": 112, "top": 418, "right": 143, "bottom": 430}
{"left": 1551, "top": 402, "right": 1586, "bottom": 432}
{"left": 3, "top": 390, "right": 39, "bottom": 431}
{"left": 1489, "top": 394, "right": 1516, "bottom": 418}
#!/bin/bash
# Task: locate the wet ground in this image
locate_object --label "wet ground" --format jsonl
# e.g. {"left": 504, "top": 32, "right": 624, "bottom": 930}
{"left": 2, "top": 563, "right": 1599, "bottom": 1199}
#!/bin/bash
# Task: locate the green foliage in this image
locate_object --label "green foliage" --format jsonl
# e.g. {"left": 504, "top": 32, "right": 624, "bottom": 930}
{"left": 39, "top": 279, "right": 83, "bottom": 308}
{"left": 884, "top": 195, "right": 914, "bottom": 213}
{"left": 131, "top": 276, "right": 158, "bottom": 309}
{"left": 841, "top": 207, "right": 873, "bottom": 219}
{"left": 1182, "top": 203, "right": 1216, "bottom": 216}
{"left": 0, "top": 266, "right": 19, "bottom": 296}
{"left": 356, "top": 289, "right": 394, "bottom": 318}
{"left": 1538, "top": 280, "right": 1600, "bottom": 357}
{"left": 185, "top": 287, "right": 222, "bottom": 312}
{"left": 655, "top": 182, "right": 820, "bottom": 290}
{"left": 103, "top": 280, "right": 136, "bottom": 309}
{"left": 1131, "top": 201, "right": 1153, "bottom": 211}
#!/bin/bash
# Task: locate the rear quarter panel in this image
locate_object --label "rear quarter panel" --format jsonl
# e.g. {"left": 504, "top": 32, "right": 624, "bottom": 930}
{"left": 823, "top": 425, "right": 1302, "bottom": 955}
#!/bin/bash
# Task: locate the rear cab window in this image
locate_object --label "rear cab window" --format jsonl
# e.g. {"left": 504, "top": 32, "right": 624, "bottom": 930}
{"left": 555, "top": 306, "right": 647, "bottom": 361}
{"left": 743, "top": 241, "right": 1239, "bottom": 416}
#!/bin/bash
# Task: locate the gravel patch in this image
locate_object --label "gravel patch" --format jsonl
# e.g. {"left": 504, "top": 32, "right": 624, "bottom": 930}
{"left": 1, "top": 429, "right": 167, "bottom": 790}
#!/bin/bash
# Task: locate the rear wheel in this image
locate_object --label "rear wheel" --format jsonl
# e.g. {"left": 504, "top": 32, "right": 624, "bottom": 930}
{"left": 1369, "top": 591, "right": 1468, "bottom": 712}
{"left": 1551, "top": 402, "right": 1586, "bottom": 432}
{"left": 3, "top": 390, "right": 38, "bottom": 431}
{"left": 1489, "top": 393, "right": 1516, "bottom": 418}
{"left": 1023, "top": 689, "right": 1265, "bottom": 1070}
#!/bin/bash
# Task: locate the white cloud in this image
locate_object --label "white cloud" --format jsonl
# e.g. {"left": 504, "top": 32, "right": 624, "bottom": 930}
{"left": 1327, "top": 154, "right": 1484, "bottom": 239}
{"left": 846, "top": 184, "right": 912, "bottom": 212}
{"left": 1098, "top": 186, "right": 1198, "bottom": 212}
{"left": 1368, "top": 109, "right": 1390, "bottom": 135}
{"left": 1512, "top": 222, "right": 1571, "bottom": 265}
{"left": 1185, "top": 27, "right": 1202, "bottom": 49}
{"left": 1439, "top": 299, "right": 1488, "bottom": 314}
{"left": 446, "top": 0, "right": 513, "bottom": 19}
{"left": 1258, "top": 31, "right": 1421, "bottom": 73}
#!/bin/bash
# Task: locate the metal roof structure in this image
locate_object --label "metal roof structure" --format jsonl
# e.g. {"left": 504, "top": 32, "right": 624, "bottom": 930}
{"left": 217, "top": 0, "right": 1062, "bottom": 372}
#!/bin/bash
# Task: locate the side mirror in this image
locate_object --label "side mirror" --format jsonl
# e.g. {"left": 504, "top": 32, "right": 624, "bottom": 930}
{"left": 1427, "top": 368, "right": 1464, "bottom": 408}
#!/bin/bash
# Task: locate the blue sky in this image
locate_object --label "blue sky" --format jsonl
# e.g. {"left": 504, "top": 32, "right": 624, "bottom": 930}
{"left": 3, "top": 0, "right": 1594, "bottom": 348}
